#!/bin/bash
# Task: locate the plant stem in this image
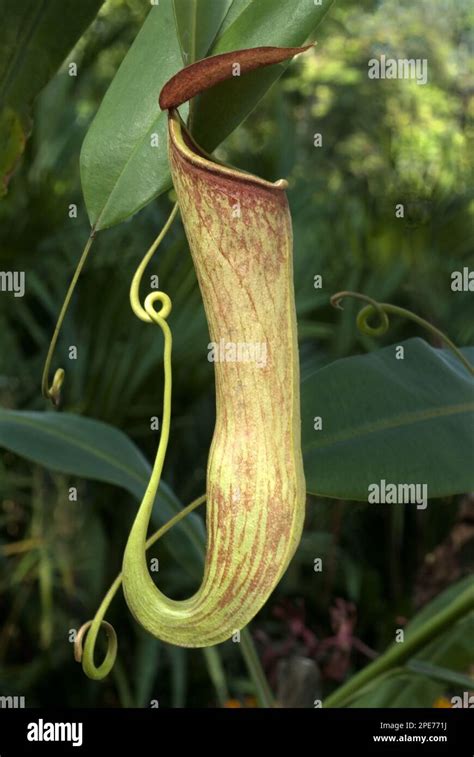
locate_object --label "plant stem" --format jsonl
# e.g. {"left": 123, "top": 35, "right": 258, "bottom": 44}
{"left": 0, "top": 538, "right": 43, "bottom": 556}
{"left": 240, "top": 628, "right": 275, "bottom": 708}
{"left": 42, "top": 232, "right": 96, "bottom": 403}
{"left": 323, "top": 584, "right": 474, "bottom": 707}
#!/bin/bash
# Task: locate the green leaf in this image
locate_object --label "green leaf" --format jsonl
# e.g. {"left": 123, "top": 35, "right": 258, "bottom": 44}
{"left": 346, "top": 671, "right": 442, "bottom": 708}
{"left": 407, "top": 660, "right": 474, "bottom": 691}
{"left": 0, "top": 408, "right": 205, "bottom": 576}
{"left": 0, "top": 0, "right": 104, "bottom": 191}
{"left": 173, "top": 0, "right": 233, "bottom": 64}
{"left": 302, "top": 339, "right": 474, "bottom": 500}
{"left": 191, "top": 0, "right": 335, "bottom": 150}
{"left": 81, "top": 0, "right": 334, "bottom": 228}
{"left": 346, "top": 577, "right": 474, "bottom": 707}
{"left": 407, "top": 575, "right": 473, "bottom": 633}
{"left": 80, "top": 0, "right": 186, "bottom": 231}
{"left": 0, "top": 0, "right": 104, "bottom": 110}
{"left": 0, "top": 408, "right": 235, "bottom": 699}
{"left": 216, "top": 0, "right": 254, "bottom": 37}
{"left": 0, "top": 409, "right": 148, "bottom": 496}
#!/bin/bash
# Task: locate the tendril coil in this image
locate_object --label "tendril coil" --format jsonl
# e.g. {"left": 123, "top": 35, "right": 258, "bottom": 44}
{"left": 75, "top": 204, "right": 206, "bottom": 680}
{"left": 331, "top": 290, "right": 474, "bottom": 376}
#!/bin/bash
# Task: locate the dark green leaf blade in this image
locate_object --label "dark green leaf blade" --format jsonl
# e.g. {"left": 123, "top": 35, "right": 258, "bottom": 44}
{"left": 216, "top": 0, "right": 254, "bottom": 38}
{"left": 0, "top": 409, "right": 147, "bottom": 496}
{"left": 346, "top": 576, "right": 474, "bottom": 707}
{"left": 81, "top": 0, "right": 334, "bottom": 228}
{"left": 0, "top": 0, "right": 104, "bottom": 192}
{"left": 80, "top": 0, "right": 186, "bottom": 230}
{"left": 302, "top": 339, "right": 474, "bottom": 500}
{"left": 173, "top": 0, "right": 233, "bottom": 64}
{"left": 0, "top": 0, "right": 103, "bottom": 109}
{"left": 191, "top": 0, "right": 334, "bottom": 150}
{"left": 0, "top": 409, "right": 205, "bottom": 575}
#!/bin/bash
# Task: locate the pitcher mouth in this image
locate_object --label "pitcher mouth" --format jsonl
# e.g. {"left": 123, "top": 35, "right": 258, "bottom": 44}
{"left": 168, "top": 109, "right": 288, "bottom": 193}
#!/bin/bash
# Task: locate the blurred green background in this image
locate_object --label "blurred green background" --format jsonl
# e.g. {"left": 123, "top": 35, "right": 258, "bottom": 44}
{"left": 0, "top": 0, "right": 473, "bottom": 707}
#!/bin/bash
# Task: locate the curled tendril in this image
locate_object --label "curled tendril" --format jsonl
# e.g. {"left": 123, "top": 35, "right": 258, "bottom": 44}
{"left": 76, "top": 493, "right": 207, "bottom": 679}
{"left": 355, "top": 305, "right": 389, "bottom": 337}
{"left": 129, "top": 203, "right": 179, "bottom": 323}
{"left": 42, "top": 233, "right": 96, "bottom": 406}
{"left": 77, "top": 203, "right": 189, "bottom": 680}
{"left": 331, "top": 290, "right": 474, "bottom": 376}
{"left": 74, "top": 619, "right": 118, "bottom": 678}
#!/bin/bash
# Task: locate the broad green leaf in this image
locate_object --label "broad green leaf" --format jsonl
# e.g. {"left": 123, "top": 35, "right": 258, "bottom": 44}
{"left": 0, "top": 0, "right": 104, "bottom": 191}
{"left": 0, "top": 0, "right": 103, "bottom": 109}
{"left": 346, "top": 671, "right": 442, "bottom": 708}
{"left": 405, "top": 576, "right": 473, "bottom": 684}
{"left": 347, "top": 576, "right": 474, "bottom": 707}
{"left": 407, "top": 575, "right": 474, "bottom": 633}
{"left": 81, "top": 0, "right": 334, "bottom": 228}
{"left": 0, "top": 407, "right": 231, "bottom": 697}
{"left": 0, "top": 409, "right": 205, "bottom": 576}
{"left": 0, "top": 409, "right": 148, "bottom": 496}
{"left": 80, "top": 0, "right": 187, "bottom": 231}
{"left": 192, "top": 0, "right": 335, "bottom": 150}
{"left": 407, "top": 660, "right": 474, "bottom": 691}
{"left": 302, "top": 339, "right": 474, "bottom": 500}
{"left": 173, "top": 0, "right": 233, "bottom": 64}
{"left": 216, "top": 0, "right": 254, "bottom": 37}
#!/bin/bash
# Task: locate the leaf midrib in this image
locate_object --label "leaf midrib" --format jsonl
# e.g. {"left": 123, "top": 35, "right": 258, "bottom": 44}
{"left": 88, "top": 107, "right": 166, "bottom": 231}
{"left": 86, "top": 0, "right": 260, "bottom": 228}
{"left": 0, "top": 412, "right": 149, "bottom": 488}
{"left": 304, "top": 402, "right": 474, "bottom": 451}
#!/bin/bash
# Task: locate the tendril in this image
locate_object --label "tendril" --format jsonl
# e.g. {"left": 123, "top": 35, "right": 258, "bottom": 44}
{"left": 75, "top": 493, "right": 207, "bottom": 680}
{"left": 42, "top": 233, "right": 96, "bottom": 406}
{"left": 76, "top": 203, "right": 182, "bottom": 680}
{"left": 331, "top": 290, "right": 474, "bottom": 376}
{"left": 130, "top": 203, "right": 179, "bottom": 323}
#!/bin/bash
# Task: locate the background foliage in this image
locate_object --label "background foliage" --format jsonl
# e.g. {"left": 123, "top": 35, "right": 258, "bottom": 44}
{"left": 0, "top": 0, "right": 472, "bottom": 707}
